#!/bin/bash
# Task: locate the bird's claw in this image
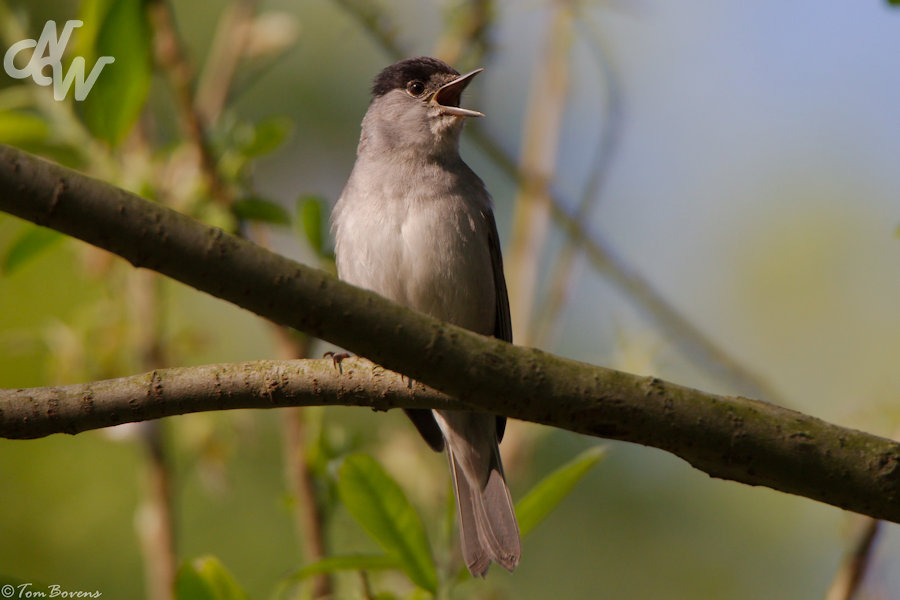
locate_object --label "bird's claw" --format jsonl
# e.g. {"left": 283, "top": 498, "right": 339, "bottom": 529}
{"left": 324, "top": 351, "right": 352, "bottom": 374}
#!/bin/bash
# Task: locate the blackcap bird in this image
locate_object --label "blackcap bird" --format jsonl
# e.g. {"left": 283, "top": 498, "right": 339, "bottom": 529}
{"left": 331, "top": 56, "right": 521, "bottom": 576}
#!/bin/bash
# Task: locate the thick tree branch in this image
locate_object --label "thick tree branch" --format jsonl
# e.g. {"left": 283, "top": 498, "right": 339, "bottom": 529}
{"left": 2, "top": 143, "right": 900, "bottom": 525}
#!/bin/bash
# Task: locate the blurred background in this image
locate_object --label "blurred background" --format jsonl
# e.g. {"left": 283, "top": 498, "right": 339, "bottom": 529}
{"left": 1, "top": 0, "right": 899, "bottom": 598}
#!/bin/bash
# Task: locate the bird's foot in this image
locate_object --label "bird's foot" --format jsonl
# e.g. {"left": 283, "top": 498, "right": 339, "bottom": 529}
{"left": 324, "top": 351, "right": 352, "bottom": 374}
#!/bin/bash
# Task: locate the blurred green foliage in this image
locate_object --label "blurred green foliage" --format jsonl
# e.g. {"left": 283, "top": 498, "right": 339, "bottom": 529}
{"left": 297, "top": 195, "right": 327, "bottom": 258}
{"left": 231, "top": 197, "right": 291, "bottom": 225}
{"left": 1, "top": 226, "right": 62, "bottom": 274}
{"left": 175, "top": 556, "right": 250, "bottom": 600}
{"left": 0, "top": 110, "right": 47, "bottom": 146}
{"left": 76, "top": 0, "right": 152, "bottom": 144}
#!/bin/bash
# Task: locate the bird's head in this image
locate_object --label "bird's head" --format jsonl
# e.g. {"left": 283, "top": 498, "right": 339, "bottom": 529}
{"left": 361, "top": 57, "right": 483, "bottom": 155}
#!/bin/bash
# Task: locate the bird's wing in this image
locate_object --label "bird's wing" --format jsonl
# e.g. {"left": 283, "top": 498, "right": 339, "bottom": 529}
{"left": 485, "top": 209, "right": 512, "bottom": 345}
{"left": 485, "top": 208, "right": 512, "bottom": 442}
{"left": 404, "top": 207, "right": 512, "bottom": 451}
{"left": 404, "top": 408, "right": 445, "bottom": 451}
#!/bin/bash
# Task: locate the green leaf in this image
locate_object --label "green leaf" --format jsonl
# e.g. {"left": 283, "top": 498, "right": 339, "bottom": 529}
{"left": 241, "top": 117, "right": 292, "bottom": 158}
{"left": 78, "top": 0, "right": 153, "bottom": 145}
{"left": 0, "top": 111, "right": 48, "bottom": 146}
{"left": 338, "top": 454, "right": 438, "bottom": 592}
{"left": 231, "top": 197, "right": 291, "bottom": 225}
{"left": 73, "top": 0, "right": 113, "bottom": 58}
{"left": 2, "top": 226, "right": 63, "bottom": 274}
{"left": 175, "top": 556, "right": 249, "bottom": 600}
{"left": 298, "top": 195, "right": 325, "bottom": 254}
{"left": 290, "top": 554, "right": 401, "bottom": 580}
{"left": 515, "top": 446, "right": 605, "bottom": 537}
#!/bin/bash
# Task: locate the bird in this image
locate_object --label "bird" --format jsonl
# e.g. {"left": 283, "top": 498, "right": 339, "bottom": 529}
{"left": 331, "top": 56, "right": 521, "bottom": 576}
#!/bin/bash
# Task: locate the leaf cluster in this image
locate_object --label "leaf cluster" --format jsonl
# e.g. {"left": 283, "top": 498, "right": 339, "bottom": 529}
{"left": 174, "top": 449, "right": 604, "bottom": 599}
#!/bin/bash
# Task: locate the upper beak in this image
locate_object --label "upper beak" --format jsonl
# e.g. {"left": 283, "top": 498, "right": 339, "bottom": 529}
{"left": 430, "top": 68, "right": 485, "bottom": 118}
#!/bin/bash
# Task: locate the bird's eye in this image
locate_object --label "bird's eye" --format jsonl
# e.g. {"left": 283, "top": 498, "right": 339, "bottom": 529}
{"left": 406, "top": 80, "right": 426, "bottom": 97}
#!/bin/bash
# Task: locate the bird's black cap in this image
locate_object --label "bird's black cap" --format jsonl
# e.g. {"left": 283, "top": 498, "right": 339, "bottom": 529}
{"left": 371, "top": 56, "right": 459, "bottom": 97}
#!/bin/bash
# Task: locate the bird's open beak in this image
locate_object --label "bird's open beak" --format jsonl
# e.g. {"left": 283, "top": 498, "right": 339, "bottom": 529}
{"left": 430, "top": 68, "right": 485, "bottom": 118}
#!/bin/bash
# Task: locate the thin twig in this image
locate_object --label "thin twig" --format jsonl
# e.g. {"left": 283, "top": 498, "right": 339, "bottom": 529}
{"left": 826, "top": 518, "right": 881, "bottom": 600}
{"left": 194, "top": 0, "right": 260, "bottom": 125}
{"left": 432, "top": 0, "right": 495, "bottom": 67}
{"left": 274, "top": 330, "right": 333, "bottom": 600}
{"left": 151, "top": 7, "right": 333, "bottom": 592}
{"left": 505, "top": 0, "right": 573, "bottom": 345}
{"left": 282, "top": 406, "right": 332, "bottom": 599}
{"left": 147, "top": 0, "right": 231, "bottom": 206}
{"left": 359, "top": 570, "right": 375, "bottom": 600}
{"left": 137, "top": 422, "right": 177, "bottom": 600}
{"left": 532, "top": 19, "right": 623, "bottom": 348}
{"left": 331, "top": 0, "right": 405, "bottom": 60}
{"left": 825, "top": 427, "right": 900, "bottom": 600}
{"left": 219, "top": 19, "right": 300, "bottom": 111}
{"left": 130, "top": 6, "right": 250, "bottom": 592}
{"left": 139, "top": 6, "right": 262, "bottom": 595}
{"left": 149, "top": 7, "right": 332, "bottom": 593}
{"left": 130, "top": 265, "right": 176, "bottom": 600}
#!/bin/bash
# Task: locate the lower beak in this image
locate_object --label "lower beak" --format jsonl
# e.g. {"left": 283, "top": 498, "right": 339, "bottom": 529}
{"left": 430, "top": 68, "right": 485, "bottom": 118}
